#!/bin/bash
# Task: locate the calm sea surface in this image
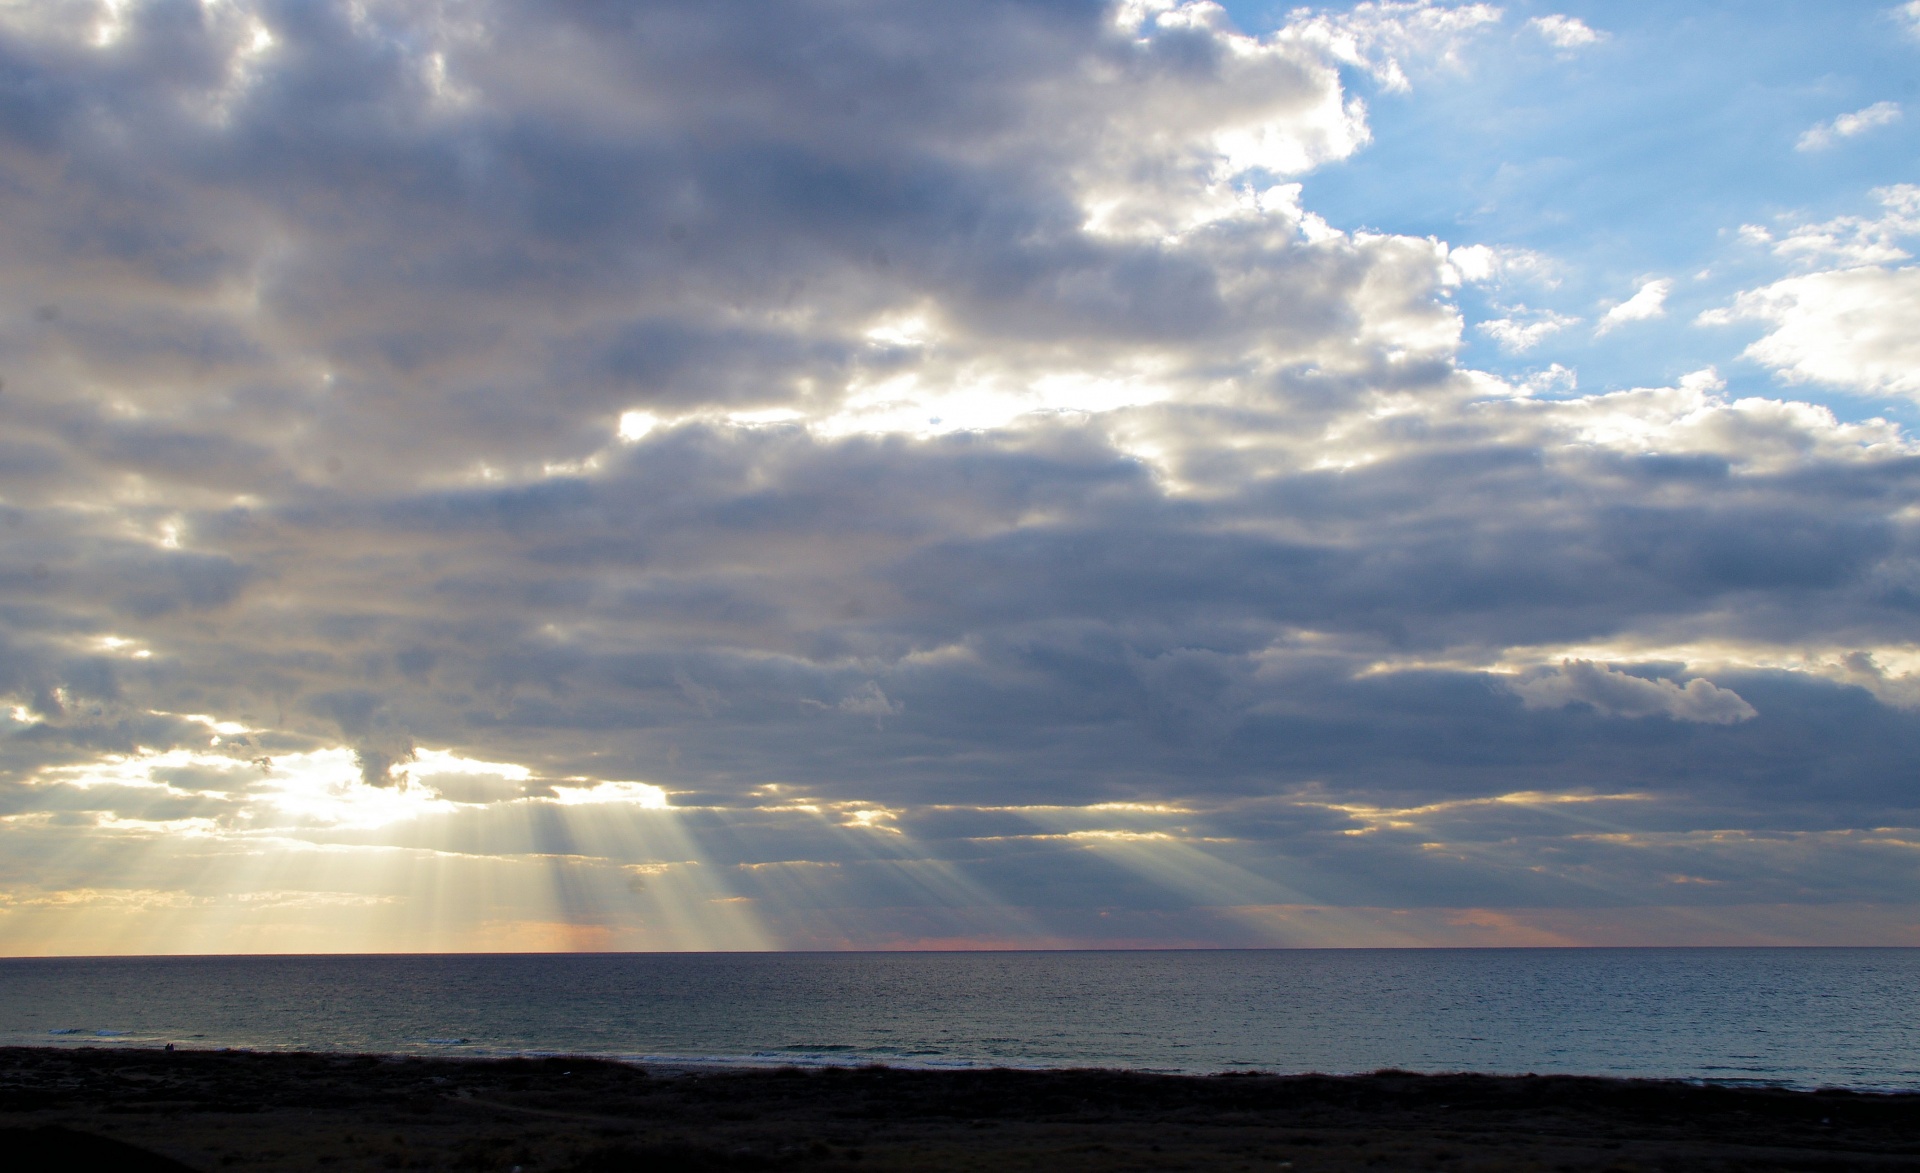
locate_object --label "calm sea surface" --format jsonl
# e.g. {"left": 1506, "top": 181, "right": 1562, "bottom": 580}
{"left": 2, "top": 949, "right": 1915, "bottom": 1090}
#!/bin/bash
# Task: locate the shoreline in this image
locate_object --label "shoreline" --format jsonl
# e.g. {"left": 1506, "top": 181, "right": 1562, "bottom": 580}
{"left": 15, "top": 1038, "right": 1913, "bottom": 1094}
{"left": 7, "top": 1046, "right": 1920, "bottom": 1171}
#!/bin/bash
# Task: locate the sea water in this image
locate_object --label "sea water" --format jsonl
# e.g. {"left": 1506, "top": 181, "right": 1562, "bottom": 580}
{"left": 1, "top": 949, "right": 1915, "bottom": 1090}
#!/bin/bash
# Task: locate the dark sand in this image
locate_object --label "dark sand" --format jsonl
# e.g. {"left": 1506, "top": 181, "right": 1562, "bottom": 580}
{"left": 4, "top": 1047, "right": 1918, "bottom": 1171}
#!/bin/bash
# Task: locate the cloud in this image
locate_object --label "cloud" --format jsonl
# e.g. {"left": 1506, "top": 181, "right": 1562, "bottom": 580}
{"left": 1595, "top": 278, "right": 1672, "bottom": 334}
{"left": 1710, "top": 188, "right": 1920, "bottom": 397}
{"left": 352, "top": 740, "right": 417, "bottom": 789}
{"left": 1516, "top": 363, "right": 1577, "bottom": 395}
{"left": 835, "top": 682, "right": 903, "bottom": 720}
{"left": 1898, "top": 1, "right": 1920, "bottom": 40}
{"left": 1447, "top": 243, "right": 1558, "bottom": 286}
{"left": 1796, "top": 101, "right": 1903, "bottom": 151}
{"left": 1476, "top": 307, "right": 1579, "bottom": 353}
{"left": 1508, "top": 661, "right": 1757, "bottom": 724}
{"left": 0, "top": 1, "right": 1918, "bottom": 949}
{"left": 1735, "top": 184, "right": 1920, "bottom": 268}
{"left": 1277, "top": 0, "right": 1505, "bottom": 93}
{"left": 1528, "top": 15, "right": 1604, "bottom": 50}
{"left": 1707, "top": 266, "right": 1920, "bottom": 397}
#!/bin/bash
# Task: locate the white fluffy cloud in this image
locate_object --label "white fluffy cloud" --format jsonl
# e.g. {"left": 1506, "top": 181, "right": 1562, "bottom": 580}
{"left": 1276, "top": 0, "right": 1504, "bottom": 93}
{"left": 1476, "top": 306, "right": 1579, "bottom": 353}
{"left": 1595, "top": 277, "right": 1671, "bottom": 333}
{"left": 1737, "top": 184, "right": 1920, "bottom": 268}
{"left": 1528, "top": 15, "right": 1604, "bottom": 50}
{"left": 1796, "top": 101, "right": 1903, "bottom": 151}
{"left": 1712, "top": 267, "right": 1920, "bottom": 396}
{"left": 1899, "top": 1, "right": 1920, "bottom": 40}
{"left": 1710, "top": 188, "right": 1920, "bottom": 396}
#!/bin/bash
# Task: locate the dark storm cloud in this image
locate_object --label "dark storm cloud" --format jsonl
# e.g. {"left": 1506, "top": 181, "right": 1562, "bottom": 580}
{"left": 127, "top": 417, "right": 1914, "bottom": 823}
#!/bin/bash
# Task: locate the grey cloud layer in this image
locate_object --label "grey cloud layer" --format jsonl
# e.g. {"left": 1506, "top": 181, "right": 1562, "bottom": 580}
{"left": 1, "top": 0, "right": 1918, "bottom": 943}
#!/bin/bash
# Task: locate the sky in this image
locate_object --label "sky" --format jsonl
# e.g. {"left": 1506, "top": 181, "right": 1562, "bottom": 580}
{"left": 2, "top": 0, "right": 1919, "bottom": 954}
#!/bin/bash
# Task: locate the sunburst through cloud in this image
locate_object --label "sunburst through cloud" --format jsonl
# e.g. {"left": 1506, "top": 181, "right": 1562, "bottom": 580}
{"left": 2, "top": 0, "right": 1920, "bottom": 956}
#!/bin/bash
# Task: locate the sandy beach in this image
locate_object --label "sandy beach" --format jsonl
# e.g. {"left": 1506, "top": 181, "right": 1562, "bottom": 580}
{"left": 4, "top": 1046, "right": 1918, "bottom": 1171}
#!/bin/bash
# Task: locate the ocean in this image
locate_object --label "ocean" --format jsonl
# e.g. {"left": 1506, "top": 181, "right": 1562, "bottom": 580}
{"left": 2, "top": 949, "right": 1915, "bottom": 1090}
